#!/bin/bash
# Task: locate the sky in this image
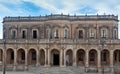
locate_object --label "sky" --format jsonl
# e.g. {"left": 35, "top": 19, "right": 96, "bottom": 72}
{"left": 0, "top": 0, "right": 120, "bottom": 39}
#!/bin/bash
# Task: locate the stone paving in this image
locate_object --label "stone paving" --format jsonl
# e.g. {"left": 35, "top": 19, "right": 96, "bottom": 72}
{"left": 0, "top": 67, "right": 115, "bottom": 74}
{"left": 0, "top": 71, "right": 114, "bottom": 74}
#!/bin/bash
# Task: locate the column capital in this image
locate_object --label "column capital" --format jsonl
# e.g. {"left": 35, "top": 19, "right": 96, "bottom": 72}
{"left": 45, "top": 46, "right": 50, "bottom": 50}
{"left": 61, "top": 46, "right": 65, "bottom": 50}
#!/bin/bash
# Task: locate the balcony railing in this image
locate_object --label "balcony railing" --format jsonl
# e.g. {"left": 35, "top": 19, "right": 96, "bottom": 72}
{"left": 0, "top": 39, "right": 120, "bottom": 45}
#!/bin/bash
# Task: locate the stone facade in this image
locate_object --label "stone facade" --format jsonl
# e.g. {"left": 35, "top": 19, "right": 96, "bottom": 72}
{"left": 0, "top": 14, "right": 120, "bottom": 72}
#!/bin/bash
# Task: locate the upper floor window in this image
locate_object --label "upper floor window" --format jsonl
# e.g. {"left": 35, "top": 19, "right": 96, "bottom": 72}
{"left": 46, "top": 29, "right": 52, "bottom": 39}
{"left": 101, "top": 29, "right": 107, "bottom": 38}
{"left": 22, "top": 30, "right": 27, "bottom": 39}
{"left": 89, "top": 29, "right": 94, "bottom": 38}
{"left": 114, "top": 29, "right": 117, "bottom": 39}
{"left": 54, "top": 29, "right": 59, "bottom": 39}
{"left": 32, "top": 30, "right": 37, "bottom": 39}
{"left": 78, "top": 30, "right": 83, "bottom": 39}
{"left": 11, "top": 30, "right": 16, "bottom": 39}
{"left": 64, "top": 29, "right": 68, "bottom": 38}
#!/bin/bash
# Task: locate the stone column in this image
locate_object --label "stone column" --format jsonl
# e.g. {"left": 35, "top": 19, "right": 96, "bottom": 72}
{"left": 60, "top": 49, "right": 62, "bottom": 67}
{"left": 60, "top": 49, "right": 64, "bottom": 67}
{"left": 25, "top": 50, "right": 28, "bottom": 70}
{"left": 36, "top": 49, "right": 40, "bottom": 66}
{"left": 73, "top": 49, "right": 76, "bottom": 66}
{"left": 85, "top": 49, "right": 89, "bottom": 72}
{"left": 110, "top": 50, "right": 114, "bottom": 73}
{"left": 13, "top": 49, "right": 17, "bottom": 71}
{"left": 62, "top": 49, "right": 64, "bottom": 66}
{"left": 45, "top": 48, "right": 48, "bottom": 67}
{"left": 97, "top": 50, "right": 101, "bottom": 72}
{"left": 117, "top": 52, "right": 119, "bottom": 63}
{"left": 64, "top": 50, "right": 66, "bottom": 67}
{"left": 48, "top": 49, "right": 50, "bottom": 67}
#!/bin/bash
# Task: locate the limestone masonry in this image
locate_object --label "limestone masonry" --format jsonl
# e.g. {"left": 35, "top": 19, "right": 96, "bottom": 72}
{"left": 0, "top": 14, "right": 120, "bottom": 73}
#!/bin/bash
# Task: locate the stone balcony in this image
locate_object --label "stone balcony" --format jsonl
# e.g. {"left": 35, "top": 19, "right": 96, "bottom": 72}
{"left": 0, "top": 39, "right": 120, "bottom": 45}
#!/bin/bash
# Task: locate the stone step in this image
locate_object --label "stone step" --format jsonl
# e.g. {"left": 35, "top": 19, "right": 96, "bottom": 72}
{"left": 29, "top": 66, "right": 85, "bottom": 74}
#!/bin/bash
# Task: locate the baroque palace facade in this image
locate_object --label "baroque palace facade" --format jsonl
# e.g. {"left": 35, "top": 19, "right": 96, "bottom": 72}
{"left": 0, "top": 14, "right": 120, "bottom": 72}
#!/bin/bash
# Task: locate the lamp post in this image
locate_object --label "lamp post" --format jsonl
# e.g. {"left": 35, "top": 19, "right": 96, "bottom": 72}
{"left": 3, "top": 39, "right": 6, "bottom": 74}
{"left": 100, "top": 38, "right": 106, "bottom": 74}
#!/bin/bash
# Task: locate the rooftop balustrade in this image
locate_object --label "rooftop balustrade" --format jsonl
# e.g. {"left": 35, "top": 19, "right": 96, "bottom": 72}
{"left": 3, "top": 14, "right": 118, "bottom": 22}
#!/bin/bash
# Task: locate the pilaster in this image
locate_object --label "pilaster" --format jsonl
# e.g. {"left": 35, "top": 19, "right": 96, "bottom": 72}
{"left": 36, "top": 49, "right": 40, "bottom": 66}
{"left": 110, "top": 50, "right": 114, "bottom": 73}
{"left": 48, "top": 48, "right": 50, "bottom": 67}
{"left": 13, "top": 49, "right": 17, "bottom": 71}
{"left": 73, "top": 48, "right": 76, "bottom": 66}
{"left": 25, "top": 50, "right": 28, "bottom": 70}
{"left": 85, "top": 49, "right": 89, "bottom": 72}
{"left": 97, "top": 49, "right": 101, "bottom": 72}
{"left": 64, "top": 49, "right": 66, "bottom": 67}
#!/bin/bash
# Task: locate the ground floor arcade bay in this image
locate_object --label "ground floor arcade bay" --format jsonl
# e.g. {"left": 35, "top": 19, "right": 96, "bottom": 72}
{"left": 0, "top": 39, "right": 120, "bottom": 73}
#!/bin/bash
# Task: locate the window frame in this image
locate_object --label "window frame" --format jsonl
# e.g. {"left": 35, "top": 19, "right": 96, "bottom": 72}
{"left": 64, "top": 29, "right": 68, "bottom": 39}
{"left": 21, "top": 29, "right": 27, "bottom": 39}
{"left": 101, "top": 28, "right": 107, "bottom": 38}
{"left": 78, "top": 30, "right": 84, "bottom": 39}
{"left": 32, "top": 29, "right": 38, "bottom": 39}
{"left": 11, "top": 29, "right": 17, "bottom": 39}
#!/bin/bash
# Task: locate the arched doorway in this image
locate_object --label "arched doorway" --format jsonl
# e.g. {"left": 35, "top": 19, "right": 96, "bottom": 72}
{"left": 89, "top": 49, "right": 97, "bottom": 66}
{"left": 101, "top": 49, "right": 109, "bottom": 66}
{"left": 40, "top": 49, "right": 45, "bottom": 65}
{"left": 17, "top": 49, "right": 25, "bottom": 64}
{"left": 66, "top": 49, "right": 73, "bottom": 66}
{"left": 51, "top": 49, "right": 60, "bottom": 66}
{"left": 114, "top": 50, "right": 120, "bottom": 65}
{"left": 77, "top": 49, "right": 85, "bottom": 66}
{"left": 0, "top": 49, "right": 3, "bottom": 63}
{"left": 6, "top": 49, "right": 14, "bottom": 64}
{"left": 28, "top": 49, "right": 36, "bottom": 65}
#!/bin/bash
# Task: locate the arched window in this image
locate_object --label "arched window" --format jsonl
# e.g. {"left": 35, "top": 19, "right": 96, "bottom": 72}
{"left": 54, "top": 29, "right": 59, "bottom": 39}
{"left": 102, "top": 52, "right": 107, "bottom": 61}
{"left": 78, "top": 52, "right": 84, "bottom": 61}
{"left": 64, "top": 29, "right": 68, "bottom": 38}
{"left": 11, "top": 30, "right": 16, "bottom": 39}
{"left": 21, "top": 51, "right": 25, "bottom": 60}
{"left": 89, "top": 29, "right": 94, "bottom": 38}
{"left": 11, "top": 51, "right": 14, "bottom": 60}
{"left": 89, "top": 52, "right": 95, "bottom": 61}
{"left": 32, "top": 52, "right": 36, "bottom": 60}
{"left": 78, "top": 30, "right": 83, "bottom": 39}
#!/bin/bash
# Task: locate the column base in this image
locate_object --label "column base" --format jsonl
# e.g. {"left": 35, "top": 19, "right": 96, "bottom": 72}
{"left": 13, "top": 65, "right": 17, "bottom": 71}
{"left": 60, "top": 65, "right": 66, "bottom": 67}
{"left": 85, "top": 67, "right": 89, "bottom": 72}
{"left": 25, "top": 65, "right": 28, "bottom": 71}
{"left": 73, "top": 63, "right": 77, "bottom": 67}
{"left": 36, "top": 63, "right": 40, "bottom": 66}
{"left": 97, "top": 67, "right": 102, "bottom": 73}
{"left": 110, "top": 67, "right": 114, "bottom": 73}
{"left": 44, "top": 65, "right": 50, "bottom": 67}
